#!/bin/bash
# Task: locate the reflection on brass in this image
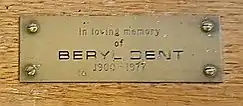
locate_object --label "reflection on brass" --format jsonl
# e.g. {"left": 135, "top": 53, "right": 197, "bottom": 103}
{"left": 20, "top": 15, "right": 223, "bottom": 82}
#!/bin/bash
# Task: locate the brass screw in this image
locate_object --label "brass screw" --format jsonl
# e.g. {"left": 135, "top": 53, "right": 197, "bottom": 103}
{"left": 24, "top": 64, "right": 40, "bottom": 76}
{"left": 201, "top": 19, "right": 214, "bottom": 33}
{"left": 203, "top": 64, "right": 218, "bottom": 77}
{"left": 26, "top": 22, "right": 39, "bottom": 34}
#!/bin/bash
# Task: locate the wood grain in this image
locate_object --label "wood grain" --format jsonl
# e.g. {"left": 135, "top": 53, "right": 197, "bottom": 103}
{"left": 1, "top": 0, "right": 243, "bottom": 105}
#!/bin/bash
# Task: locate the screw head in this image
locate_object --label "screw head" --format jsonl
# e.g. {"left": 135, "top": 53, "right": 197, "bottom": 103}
{"left": 201, "top": 19, "right": 215, "bottom": 33}
{"left": 26, "top": 22, "right": 39, "bottom": 34}
{"left": 203, "top": 64, "right": 218, "bottom": 77}
{"left": 24, "top": 64, "right": 39, "bottom": 76}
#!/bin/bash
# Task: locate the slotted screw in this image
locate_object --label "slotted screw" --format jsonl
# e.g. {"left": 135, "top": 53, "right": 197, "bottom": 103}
{"left": 201, "top": 19, "right": 214, "bottom": 33}
{"left": 203, "top": 64, "right": 218, "bottom": 77}
{"left": 26, "top": 22, "right": 39, "bottom": 34}
{"left": 24, "top": 64, "right": 40, "bottom": 76}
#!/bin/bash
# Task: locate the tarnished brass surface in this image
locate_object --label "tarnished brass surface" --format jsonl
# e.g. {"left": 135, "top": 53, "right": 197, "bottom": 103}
{"left": 20, "top": 15, "right": 222, "bottom": 82}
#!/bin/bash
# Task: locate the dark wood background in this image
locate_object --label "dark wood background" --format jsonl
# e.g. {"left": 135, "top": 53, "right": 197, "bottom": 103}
{"left": 0, "top": 0, "right": 243, "bottom": 105}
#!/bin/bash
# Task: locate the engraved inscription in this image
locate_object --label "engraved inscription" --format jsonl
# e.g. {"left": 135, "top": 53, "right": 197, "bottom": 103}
{"left": 61, "top": 26, "right": 184, "bottom": 72}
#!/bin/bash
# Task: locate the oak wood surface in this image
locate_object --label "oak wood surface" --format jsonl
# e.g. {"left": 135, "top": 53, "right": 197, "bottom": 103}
{"left": 0, "top": 0, "right": 243, "bottom": 106}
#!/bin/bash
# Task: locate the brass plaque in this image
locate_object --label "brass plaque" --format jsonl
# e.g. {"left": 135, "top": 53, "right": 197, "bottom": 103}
{"left": 20, "top": 15, "right": 223, "bottom": 82}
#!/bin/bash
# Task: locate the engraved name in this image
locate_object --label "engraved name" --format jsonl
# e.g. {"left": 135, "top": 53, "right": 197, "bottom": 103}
{"left": 58, "top": 50, "right": 183, "bottom": 61}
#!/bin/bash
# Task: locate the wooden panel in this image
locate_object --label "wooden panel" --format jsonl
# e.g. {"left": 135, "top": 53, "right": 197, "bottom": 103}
{"left": 0, "top": 0, "right": 243, "bottom": 105}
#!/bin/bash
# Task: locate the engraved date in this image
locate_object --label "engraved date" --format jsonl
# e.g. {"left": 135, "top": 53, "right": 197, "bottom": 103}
{"left": 93, "top": 62, "right": 146, "bottom": 72}
{"left": 126, "top": 62, "right": 146, "bottom": 71}
{"left": 93, "top": 63, "right": 116, "bottom": 71}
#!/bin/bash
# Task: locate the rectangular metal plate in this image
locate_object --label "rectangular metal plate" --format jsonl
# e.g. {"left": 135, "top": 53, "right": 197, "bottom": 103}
{"left": 20, "top": 15, "right": 223, "bottom": 82}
